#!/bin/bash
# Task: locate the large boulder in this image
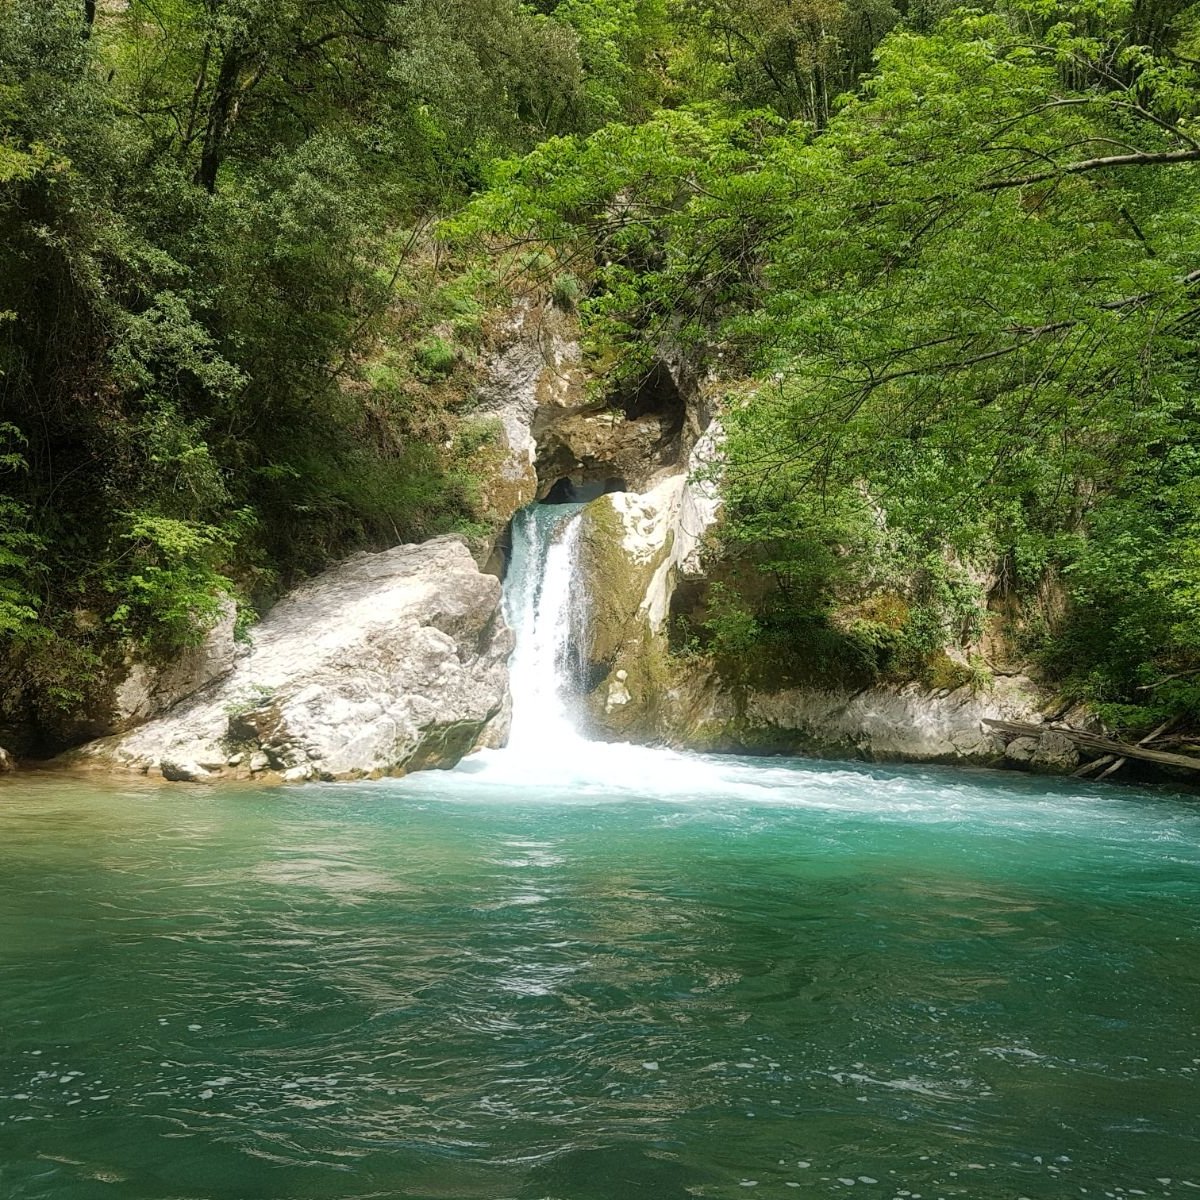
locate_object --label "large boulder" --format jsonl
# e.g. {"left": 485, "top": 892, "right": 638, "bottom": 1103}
{"left": 70, "top": 536, "right": 512, "bottom": 783}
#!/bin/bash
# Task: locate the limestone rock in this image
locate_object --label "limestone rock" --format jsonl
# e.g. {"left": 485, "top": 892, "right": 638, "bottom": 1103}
{"left": 605, "top": 670, "right": 631, "bottom": 713}
{"left": 1030, "top": 730, "right": 1081, "bottom": 772}
{"left": 720, "top": 676, "right": 1045, "bottom": 765}
{"left": 160, "top": 759, "right": 213, "bottom": 783}
{"left": 535, "top": 408, "right": 677, "bottom": 496}
{"left": 1004, "top": 735, "right": 1040, "bottom": 764}
{"left": 110, "top": 597, "right": 240, "bottom": 733}
{"left": 473, "top": 303, "right": 588, "bottom": 540}
{"left": 572, "top": 430, "right": 723, "bottom": 739}
{"left": 70, "top": 536, "right": 512, "bottom": 783}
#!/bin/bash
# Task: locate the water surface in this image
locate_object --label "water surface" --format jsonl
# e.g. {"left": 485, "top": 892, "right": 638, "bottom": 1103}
{"left": 1, "top": 756, "right": 1198, "bottom": 1199}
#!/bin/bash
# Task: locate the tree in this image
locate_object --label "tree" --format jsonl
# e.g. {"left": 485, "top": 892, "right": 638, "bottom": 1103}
{"left": 463, "top": 0, "right": 1200, "bottom": 718}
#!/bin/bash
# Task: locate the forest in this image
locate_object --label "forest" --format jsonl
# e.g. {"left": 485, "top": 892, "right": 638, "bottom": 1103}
{"left": 2, "top": 0, "right": 1199, "bottom": 750}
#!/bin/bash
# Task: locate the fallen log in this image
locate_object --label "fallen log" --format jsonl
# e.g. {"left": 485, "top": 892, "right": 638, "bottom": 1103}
{"left": 1074, "top": 753, "right": 1118, "bottom": 778}
{"left": 983, "top": 718, "right": 1200, "bottom": 774}
{"left": 1072, "top": 717, "right": 1178, "bottom": 780}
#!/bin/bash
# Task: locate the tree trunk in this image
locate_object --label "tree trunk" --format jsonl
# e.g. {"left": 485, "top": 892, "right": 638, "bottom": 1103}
{"left": 1130, "top": 0, "right": 1190, "bottom": 51}
{"left": 195, "top": 43, "right": 247, "bottom": 193}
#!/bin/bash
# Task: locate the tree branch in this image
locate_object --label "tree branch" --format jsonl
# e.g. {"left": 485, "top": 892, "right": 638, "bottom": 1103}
{"left": 981, "top": 147, "right": 1200, "bottom": 190}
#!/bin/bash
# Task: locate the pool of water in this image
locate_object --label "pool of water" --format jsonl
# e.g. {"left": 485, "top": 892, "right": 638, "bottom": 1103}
{"left": 1, "top": 753, "right": 1198, "bottom": 1199}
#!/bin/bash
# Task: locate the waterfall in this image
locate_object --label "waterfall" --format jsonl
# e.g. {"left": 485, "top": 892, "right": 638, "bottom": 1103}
{"left": 502, "top": 503, "right": 588, "bottom": 751}
{"left": 462, "top": 497, "right": 722, "bottom": 793}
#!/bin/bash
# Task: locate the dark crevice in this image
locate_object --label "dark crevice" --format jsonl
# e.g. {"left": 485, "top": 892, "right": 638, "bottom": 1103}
{"left": 542, "top": 476, "right": 626, "bottom": 504}
{"left": 618, "top": 361, "right": 686, "bottom": 437}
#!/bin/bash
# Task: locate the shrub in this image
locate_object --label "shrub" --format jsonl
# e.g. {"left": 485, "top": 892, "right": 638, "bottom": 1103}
{"left": 414, "top": 337, "right": 458, "bottom": 378}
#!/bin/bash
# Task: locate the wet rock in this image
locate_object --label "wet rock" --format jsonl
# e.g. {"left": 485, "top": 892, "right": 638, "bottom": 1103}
{"left": 159, "top": 759, "right": 213, "bottom": 783}
{"left": 0, "top": 746, "right": 14, "bottom": 773}
{"left": 718, "top": 680, "right": 1045, "bottom": 765}
{"left": 605, "top": 670, "right": 631, "bottom": 712}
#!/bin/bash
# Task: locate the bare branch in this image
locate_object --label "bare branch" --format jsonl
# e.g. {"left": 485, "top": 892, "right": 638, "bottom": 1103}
{"left": 980, "top": 147, "right": 1200, "bottom": 190}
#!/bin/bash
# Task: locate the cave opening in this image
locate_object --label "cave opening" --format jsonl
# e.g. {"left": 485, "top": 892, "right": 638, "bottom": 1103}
{"left": 541, "top": 475, "right": 627, "bottom": 505}
{"left": 618, "top": 360, "right": 686, "bottom": 438}
{"left": 486, "top": 475, "right": 626, "bottom": 581}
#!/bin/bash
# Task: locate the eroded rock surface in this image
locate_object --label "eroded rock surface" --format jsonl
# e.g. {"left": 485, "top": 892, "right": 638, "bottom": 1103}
{"left": 473, "top": 303, "right": 588, "bottom": 542}
{"left": 109, "top": 597, "right": 240, "bottom": 733}
{"left": 567, "top": 427, "right": 1059, "bottom": 767}
{"left": 573, "top": 425, "right": 723, "bottom": 738}
{"left": 664, "top": 673, "right": 1050, "bottom": 765}
{"left": 71, "top": 536, "right": 511, "bottom": 783}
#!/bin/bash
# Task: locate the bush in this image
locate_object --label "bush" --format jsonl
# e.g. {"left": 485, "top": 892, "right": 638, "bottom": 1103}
{"left": 551, "top": 271, "right": 582, "bottom": 310}
{"left": 413, "top": 336, "right": 458, "bottom": 379}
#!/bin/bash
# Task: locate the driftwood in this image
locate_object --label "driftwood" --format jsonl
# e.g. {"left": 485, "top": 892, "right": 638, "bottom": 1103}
{"left": 1074, "top": 753, "right": 1118, "bottom": 778}
{"left": 1071, "top": 717, "right": 1179, "bottom": 779}
{"left": 983, "top": 718, "right": 1200, "bottom": 774}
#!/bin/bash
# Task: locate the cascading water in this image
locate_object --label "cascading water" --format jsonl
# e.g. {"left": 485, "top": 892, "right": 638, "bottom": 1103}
{"left": 466, "top": 497, "right": 724, "bottom": 792}
{"left": 502, "top": 503, "right": 589, "bottom": 751}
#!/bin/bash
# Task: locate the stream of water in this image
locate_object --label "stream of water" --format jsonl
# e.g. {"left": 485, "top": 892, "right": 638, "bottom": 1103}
{"left": 1, "top": 505, "right": 1198, "bottom": 1199}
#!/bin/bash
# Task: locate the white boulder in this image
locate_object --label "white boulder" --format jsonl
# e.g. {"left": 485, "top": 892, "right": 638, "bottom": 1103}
{"left": 73, "top": 536, "right": 512, "bottom": 783}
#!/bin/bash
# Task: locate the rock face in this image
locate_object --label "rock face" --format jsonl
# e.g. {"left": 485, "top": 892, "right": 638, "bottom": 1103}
{"left": 472, "top": 304, "right": 716, "bottom": 545}
{"left": 72, "top": 536, "right": 512, "bottom": 783}
{"left": 660, "top": 672, "right": 1053, "bottom": 766}
{"left": 473, "top": 302, "right": 588, "bottom": 552}
{"left": 109, "top": 597, "right": 240, "bottom": 733}
{"left": 568, "top": 434, "right": 1063, "bottom": 768}
{"left": 573, "top": 426, "right": 724, "bottom": 739}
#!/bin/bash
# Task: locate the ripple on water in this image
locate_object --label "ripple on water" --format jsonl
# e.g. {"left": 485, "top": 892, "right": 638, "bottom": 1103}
{"left": 1, "top": 761, "right": 1198, "bottom": 1199}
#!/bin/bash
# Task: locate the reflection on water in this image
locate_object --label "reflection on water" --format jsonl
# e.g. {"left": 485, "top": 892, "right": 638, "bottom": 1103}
{"left": 1, "top": 761, "right": 1199, "bottom": 1199}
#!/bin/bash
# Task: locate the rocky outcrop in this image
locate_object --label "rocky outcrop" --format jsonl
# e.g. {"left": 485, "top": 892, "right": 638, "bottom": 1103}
{"left": 69, "top": 536, "right": 511, "bottom": 783}
{"left": 534, "top": 357, "right": 713, "bottom": 499}
{"left": 472, "top": 302, "right": 589, "bottom": 553}
{"left": 656, "top": 671, "right": 1055, "bottom": 766}
{"left": 109, "top": 597, "right": 240, "bottom": 733}
{"left": 572, "top": 425, "right": 724, "bottom": 736}
{"left": 0, "top": 745, "right": 14, "bottom": 773}
{"left": 472, "top": 304, "right": 717, "bottom": 552}
{"left": 566, "top": 427, "right": 1067, "bottom": 768}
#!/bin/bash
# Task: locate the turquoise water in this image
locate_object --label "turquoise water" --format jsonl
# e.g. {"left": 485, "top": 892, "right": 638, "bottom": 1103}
{"left": 1, "top": 756, "right": 1199, "bottom": 1199}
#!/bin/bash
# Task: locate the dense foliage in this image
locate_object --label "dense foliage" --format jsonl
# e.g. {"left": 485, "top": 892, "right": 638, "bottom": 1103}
{"left": 5, "top": 0, "right": 1200, "bottom": 746}
{"left": 465, "top": 0, "right": 1200, "bottom": 730}
{"left": 0, "top": 0, "right": 585, "bottom": 743}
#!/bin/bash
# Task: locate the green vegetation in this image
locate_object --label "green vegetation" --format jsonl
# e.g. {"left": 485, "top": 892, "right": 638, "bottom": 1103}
{"left": 5, "top": 0, "right": 1200, "bottom": 747}
{"left": 0, "top": 0, "right": 585, "bottom": 745}
{"left": 463, "top": 0, "right": 1200, "bottom": 734}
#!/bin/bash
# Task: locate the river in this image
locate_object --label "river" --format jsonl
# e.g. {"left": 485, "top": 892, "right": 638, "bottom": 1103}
{"left": 0, "top": 504, "right": 1197, "bottom": 1198}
